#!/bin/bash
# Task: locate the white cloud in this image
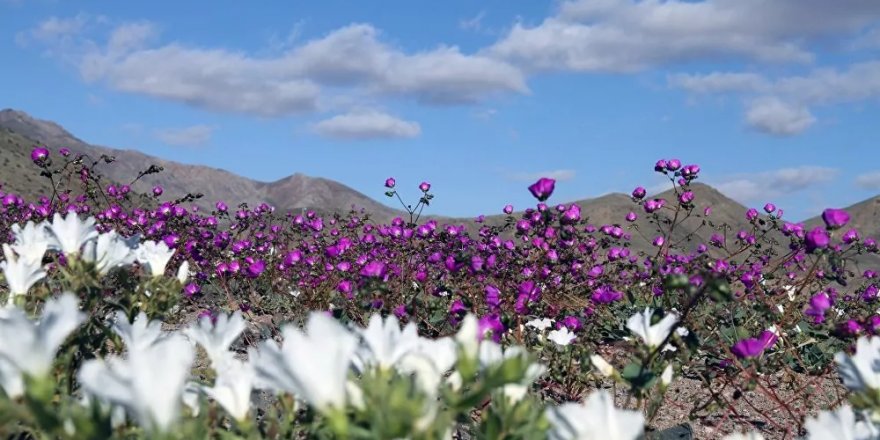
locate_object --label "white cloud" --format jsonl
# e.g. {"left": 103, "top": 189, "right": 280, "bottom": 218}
{"left": 26, "top": 19, "right": 527, "bottom": 116}
{"left": 153, "top": 124, "right": 216, "bottom": 147}
{"left": 509, "top": 169, "right": 576, "bottom": 182}
{"left": 669, "top": 72, "right": 770, "bottom": 94}
{"left": 714, "top": 166, "right": 838, "bottom": 202}
{"left": 488, "top": 0, "right": 880, "bottom": 73}
{"left": 313, "top": 110, "right": 421, "bottom": 140}
{"left": 672, "top": 61, "right": 880, "bottom": 136}
{"left": 855, "top": 171, "right": 880, "bottom": 190}
{"left": 16, "top": 14, "right": 89, "bottom": 45}
{"left": 744, "top": 97, "right": 816, "bottom": 135}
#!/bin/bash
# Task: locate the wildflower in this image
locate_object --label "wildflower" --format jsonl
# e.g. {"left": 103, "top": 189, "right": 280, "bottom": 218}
{"left": 835, "top": 336, "right": 880, "bottom": 392}
{"left": 135, "top": 240, "right": 176, "bottom": 277}
{"left": 0, "top": 293, "right": 83, "bottom": 382}
{"left": 548, "top": 327, "right": 576, "bottom": 346}
{"left": 1, "top": 244, "right": 47, "bottom": 303}
{"left": 419, "top": 181, "right": 431, "bottom": 192}
{"left": 528, "top": 177, "right": 556, "bottom": 201}
{"left": 805, "top": 227, "right": 831, "bottom": 253}
{"left": 10, "top": 221, "right": 50, "bottom": 264}
{"left": 803, "top": 405, "right": 878, "bottom": 440}
{"left": 590, "top": 355, "right": 616, "bottom": 378}
{"left": 30, "top": 147, "right": 49, "bottom": 163}
{"left": 203, "top": 357, "right": 255, "bottom": 422}
{"left": 112, "top": 311, "right": 168, "bottom": 352}
{"left": 661, "top": 364, "right": 674, "bottom": 386}
{"left": 184, "top": 311, "right": 246, "bottom": 369}
{"left": 45, "top": 213, "right": 98, "bottom": 256}
{"left": 626, "top": 308, "right": 678, "bottom": 348}
{"left": 384, "top": 177, "right": 396, "bottom": 188}
{"left": 546, "top": 390, "right": 644, "bottom": 440}
{"left": 503, "top": 204, "right": 514, "bottom": 214}
{"left": 631, "top": 186, "right": 646, "bottom": 199}
{"left": 81, "top": 230, "right": 137, "bottom": 275}
{"left": 354, "top": 314, "right": 422, "bottom": 371}
{"left": 79, "top": 333, "right": 194, "bottom": 432}
{"left": 822, "top": 208, "right": 851, "bottom": 230}
{"left": 251, "top": 312, "right": 357, "bottom": 413}
{"left": 526, "top": 317, "right": 553, "bottom": 331}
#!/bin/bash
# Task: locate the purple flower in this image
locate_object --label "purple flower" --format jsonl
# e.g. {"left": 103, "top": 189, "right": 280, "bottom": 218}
{"left": 385, "top": 177, "right": 396, "bottom": 188}
{"left": 805, "top": 292, "right": 832, "bottom": 323}
{"left": 746, "top": 208, "right": 759, "bottom": 221}
{"left": 667, "top": 159, "right": 682, "bottom": 171}
{"left": 654, "top": 159, "right": 668, "bottom": 172}
{"left": 485, "top": 285, "right": 501, "bottom": 309}
{"left": 763, "top": 203, "right": 776, "bottom": 213}
{"left": 591, "top": 285, "right": 623, "bottom": 303}
{"left": 419, "top": 181, "right": 431, "bottom": 192}
{"left": 337, "top": 280, "right": 353, "bottom": 295}
{"left": 528, "top": 177, "right": 556, "bottom": 201}
{"left": 183, "top": 283, "right": 201, "bottom": 298}
{"left": 822, "top": 208, "right": 850, "bottom": 229}
{"left": 805, "top": 227, "right": 830, "bottom": 253}
{"left": 503, "top": 204, "right": 514, "bottom": 214}
{"left": 245, "top": 260, "right": 266, "bottom": 278}
{"left": 562, "top": 204, "right": 581, "bottom": 223}
{"left": 625, "top": 212, "right": 637, "bottom": 222}
{"left": 632, "top": 186, "right": 647, "bottom": 200}
{"left": 59, "top": 147, "right": 70, "bottom": 157}
{"left": 31, "top": 147, "right": 49, "bottom": 163}
{"left": 152, "top": 186, "right": 163, "bottom": 196}
{"left": 197, "top": 309, "right": 218, "bottom": 325}
{"left": 449, "top": 299, "right": 467, "bottom": 316}
{"left": 478, "top": 314, "right": 505, "bottom": 342}
{"left": 215, "top": 201, "right": 228, "bottom": 212}
{"left": 561, "top": 315, "right": 582, "bottom": 331}
{"left": 652, "top": 236, "right": 665, "bottom": 247}
{"left": 678, "top": 191, "right": 695, "bottom": 204}
{"left": 842, "top": 229, "right": 860, "bottom": 244}
{"left": 360, "top": 260, "right": 387, "bottom": 278}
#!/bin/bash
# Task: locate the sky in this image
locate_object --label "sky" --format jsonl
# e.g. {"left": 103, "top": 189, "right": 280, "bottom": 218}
{"left": 1, "top": 0, "right": 879, "bottom": 221}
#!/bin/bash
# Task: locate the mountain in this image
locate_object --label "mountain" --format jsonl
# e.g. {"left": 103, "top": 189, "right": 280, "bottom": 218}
{"left": 0, "top": 109, "right": 403, "bottom": 221}
{"left": 803, "top": 195, "right": 880, "bottom": 270}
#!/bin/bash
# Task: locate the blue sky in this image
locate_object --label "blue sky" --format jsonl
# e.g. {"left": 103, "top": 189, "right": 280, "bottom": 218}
{"left": 1, "top": 0, "right": 879, "bottom": 221}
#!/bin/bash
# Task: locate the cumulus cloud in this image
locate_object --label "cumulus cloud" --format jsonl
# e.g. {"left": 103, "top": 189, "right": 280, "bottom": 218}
{"left": 509, "top": 169, "right": 576, "bottom": 182}
{"left": 153, "top": 124, "right": 216, "bottom": 147}
{"left": 856, "top": 171, "right": 880, "bottom": 190}
{"left": 714, "top": 166, "right": 838, "bottom": 202}
{"left": 25, "top": 18, "right": 527, "bottom": 116}
{"left": 313, "top": 110, "right": 421, "bottom": 140}
{"left": 488, "top": 0, "right": 880, "bottom": 72}
{"left": 745, "top": 98, "right": 816, "bottom": 135}
{"left": 671, "top": 61, "right": 880, "bottom": 136}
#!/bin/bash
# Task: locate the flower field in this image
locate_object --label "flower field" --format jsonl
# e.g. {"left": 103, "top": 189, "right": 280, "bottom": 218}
{"left": 2, "top": 149, "right": 880, "bottom": 439}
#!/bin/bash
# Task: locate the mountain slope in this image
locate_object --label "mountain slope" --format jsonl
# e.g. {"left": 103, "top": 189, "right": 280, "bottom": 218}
{"left": 0, "top": 109, "right": 402, "bottom": 221}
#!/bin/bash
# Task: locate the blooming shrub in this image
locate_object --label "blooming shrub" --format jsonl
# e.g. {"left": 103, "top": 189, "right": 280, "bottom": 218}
{"left": 0, "top": 148, "right": 879, "bottom": 438}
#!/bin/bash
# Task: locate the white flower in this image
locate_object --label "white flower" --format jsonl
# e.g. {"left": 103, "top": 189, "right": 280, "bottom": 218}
{"left": 0, "top": 292, "right": 84, "bottom": 377}
{"left": 10, "top": 221, "right": 49, "bottom": 264}
{"left": 135, "top": 240, "right": 176, "bottom": 277}
{"left": 81, "top": 231, "right": 136, "bottom": 275}
{"left": 78, "top": 333, "right": 194, "bottom": 432}
{"left": 626, "top": 308, "right": 678, "bottom": 348}
{"left": 203, "top": 356, "right": 254, "bottom": 421}
{"left": 251, "top": 312, "right": 357, "bottom": 412}
{"left": 835, "top": 336, "right": 880, "bottom": 392}
{"left": 289, "top": 289, "right": 301, "bottom": 298}
{"left": 184, "top": 311, "right": 246, "bottom": 369}
{"left": 804, "top": 405, "right": 879, "bottom": 440}
{"left": 45, "top": 213, "right": 98, "bottom": 256}
{"left": 354, "top": 314, "right": 422, "bottom": 371}
{"left": 112, "top": 311, "right": 168, "bottom": 352}
{"left": 723, "top": 432, "right": 766, "bottom": 440}
{"left": 176, "top": 261, "right": 189, "bottom": 284}
{"left": 1, "top": 244, "right": 47, "bottom": 302}
{"left": 661, "top": 364, "right": 674, "bottom": 386}
{"left": 548, "top": 327, "right": 576, "bottom": 346}
{"left": 181, "top": 382, "right": 202, "bottom": 417}
{"left": 590, "top": 354, "right": 616, "bottom": 378}
{"left": 526, "top": 318, "right": 554, "bottom": 331}
{"left": 546, "top": 390, "right": 644, "bottom": 440}
{"left": 0, "top": 357, "right": 24, "bottom": 398}
{"left": 455, "top": 314, "right": 480, "bottom": 360}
